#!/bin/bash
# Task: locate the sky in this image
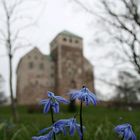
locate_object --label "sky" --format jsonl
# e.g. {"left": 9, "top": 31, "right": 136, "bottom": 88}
{"left": 0, "top": 0, "right": 121, "bottom": 100}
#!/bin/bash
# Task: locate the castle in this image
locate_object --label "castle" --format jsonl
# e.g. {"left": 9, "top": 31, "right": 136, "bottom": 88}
{"left": 16, "top": 31, "right": 94, "bottom": 105}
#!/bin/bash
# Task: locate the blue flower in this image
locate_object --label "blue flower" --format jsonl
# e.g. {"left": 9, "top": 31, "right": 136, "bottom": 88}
{"left": 69, "top": 86, "right": 97, "bottom": 106}
{"left": 32, "top": 118, "right": 84, "bottom": 140}
{"left": 65, "top": 118, "right": 85, "bottom": 139}
{"left": 32, "top": 120, "right": 65, "bottom": 140}
{"left": 40, "top": 91, "right": 69, "bottom": 113}
{"left": 114, "top": 123, "right": 136, "bottom": 140}
{"left": 39, "top": 120, "right": 67, "bottom": 136}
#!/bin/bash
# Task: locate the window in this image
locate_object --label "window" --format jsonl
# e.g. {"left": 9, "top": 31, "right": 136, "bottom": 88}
{"left": 63, "top": 37, "right": 67, "bottom": 41}
{"left": 39, "top": 63, "right": 44, "bottom": 70}
{"left": 29, "top": 62, "right": 34, "bottom": 69}
{"left": 75, "top": 40, "right": 79, "bottom": 44}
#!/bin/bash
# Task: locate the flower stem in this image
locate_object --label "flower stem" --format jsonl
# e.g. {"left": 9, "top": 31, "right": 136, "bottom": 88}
{"left": 121, "top": 136, "right": 124, "bottom": 140}
{"left": 80, "top": 101, "right": 84, "bottom": 140}
{"left": 50, "top": 106, "right": 56, "bottom": 140}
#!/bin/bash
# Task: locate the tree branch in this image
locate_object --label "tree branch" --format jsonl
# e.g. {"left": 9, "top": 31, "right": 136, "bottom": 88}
{"left": 12, "top": 42, "right": 33, "bottom": 54}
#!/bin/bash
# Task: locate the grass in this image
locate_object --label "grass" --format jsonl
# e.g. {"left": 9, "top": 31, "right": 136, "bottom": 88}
{"left": 0, "top": 105, "right": 140, "bottom": 140}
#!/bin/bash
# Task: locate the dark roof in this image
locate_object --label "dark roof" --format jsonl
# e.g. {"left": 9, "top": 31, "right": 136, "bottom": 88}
{"left": 50, "top": 30, "right": 83, "bottom": 45}
{"left": 58, "top": 30, "right": 82, "bottom": 39}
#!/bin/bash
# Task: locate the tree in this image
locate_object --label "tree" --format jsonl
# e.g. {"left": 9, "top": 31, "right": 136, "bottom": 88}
{"left": 0, "top": 0, "right": 45, "bottom": 122}
{"left": 71, "top": 0, "right": 140, "bottom": 76}
{"left": 114, "top": 71, "right": 140, "bottom": 103}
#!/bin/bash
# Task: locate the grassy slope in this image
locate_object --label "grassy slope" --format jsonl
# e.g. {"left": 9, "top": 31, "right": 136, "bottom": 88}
{"left": 0, "top": 105, "right": 140, "bottom": 140}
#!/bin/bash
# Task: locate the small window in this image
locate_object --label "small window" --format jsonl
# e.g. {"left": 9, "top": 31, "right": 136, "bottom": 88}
{"left": 29, "top": 62, "right": 34, "bottom": 69}
{"left": 63, "top": 38, "right": 67, "bottom": 41}
{"left": 39, "top": 63, "right": 44, "bottom": 70}
{"left": 75, "top": 40, "right": 79, "bottom": 44}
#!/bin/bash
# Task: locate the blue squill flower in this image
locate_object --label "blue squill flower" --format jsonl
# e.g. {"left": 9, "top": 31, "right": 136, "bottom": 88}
{"left": 69, "top": 86, "right": 97, "bottom": 106}
{"left": 114, "top": 123, "right": 136, "bottom": 140}
{"left": 32, "top": 120, "right": 66, "bottom": 140}
{"left": 65, "top": 118, "right": 85, "bottom": 139}
{"left": 52, "top": 118, "right": 85, "bottom": 139}
{"left": 38, "top": 119, "right": 69, "bottom": 136}
{"left": 33, "top": 118, "right": 84, "bottom": 140}
{"left": 40, "top": 91, "right": 69, "bottom": 113}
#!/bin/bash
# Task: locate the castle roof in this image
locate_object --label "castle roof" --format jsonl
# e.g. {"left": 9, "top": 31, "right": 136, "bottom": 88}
{"left": 50, "top": 30, "right": 83, "bottom": 46}
{"left": 59, "top": 30, "right": 83, "bottom": 39}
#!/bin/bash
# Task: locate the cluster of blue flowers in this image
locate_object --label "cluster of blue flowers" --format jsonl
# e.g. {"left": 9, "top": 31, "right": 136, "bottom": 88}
{"left": 32, "top": 86, "right": 136, "bottom": 140}
{"left": 32, "top": 118, "right": 85, "bottom": 140}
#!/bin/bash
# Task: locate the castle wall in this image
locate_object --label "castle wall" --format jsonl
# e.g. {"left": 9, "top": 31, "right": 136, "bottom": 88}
{"left": 16, "top": 31, "right": 94, "bottom": 105}
{"left": 16, "top": 48, "right": 55, "bottom": 105}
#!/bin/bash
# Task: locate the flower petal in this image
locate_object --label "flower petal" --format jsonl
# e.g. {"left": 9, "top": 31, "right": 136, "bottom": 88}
{"left": 55, "top": 96, "right": 69, "bottom": 104}
{"left": 69, "top": 125, "right": 75, "bottom": 136}
{"left": 43, "top": 100, "right": 51, "bottom": 113}
{"left": 32, "top": 136, "right": 46, "bottom": 140}
{"left": 76, "top": 125, "right": 83, "bottom": 140}
{"left": 53, "top": 103, "right": 59, "bottom": 113}
{"left": 48, "top": 91, "right": 54, "bottom": 98}
{"left": 40, "top": 99, "right": 49, "bottom": 105}
{"left": 39, "top": 127, "right": 52, "bottom": 134}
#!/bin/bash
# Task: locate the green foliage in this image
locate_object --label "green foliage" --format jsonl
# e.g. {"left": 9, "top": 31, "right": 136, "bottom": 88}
{"left": 0, "top": 105, "right": 140, "bottom": 140}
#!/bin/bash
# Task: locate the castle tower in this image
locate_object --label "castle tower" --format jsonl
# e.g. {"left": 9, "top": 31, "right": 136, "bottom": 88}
{"left": 50, "top": 31, "right": 85, "bottom": 96}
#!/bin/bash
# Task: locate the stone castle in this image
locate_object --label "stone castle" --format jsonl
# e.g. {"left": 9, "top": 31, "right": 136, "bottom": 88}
{"left": 16, "top": 31, "right": 94, "bottom": 105}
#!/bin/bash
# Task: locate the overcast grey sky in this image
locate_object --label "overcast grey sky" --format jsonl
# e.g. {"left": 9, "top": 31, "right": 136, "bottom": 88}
{"left": 0, "top": 0, "right": 121, "bottom": 100}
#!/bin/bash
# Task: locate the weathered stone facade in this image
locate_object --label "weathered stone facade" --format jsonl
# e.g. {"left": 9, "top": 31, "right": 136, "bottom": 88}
{"left": 16, "top": 31, "right": 94, "bottom": 105}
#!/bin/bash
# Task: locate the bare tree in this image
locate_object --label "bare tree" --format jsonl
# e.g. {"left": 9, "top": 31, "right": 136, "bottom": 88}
{"left": 114, "top": 71, "right": 140, "bottom": 103}
{"left": 0, "top": 0, "right": 45, "bottom": 122}
{"left": 71, "top": 0, "right": 140, "bottom": 76}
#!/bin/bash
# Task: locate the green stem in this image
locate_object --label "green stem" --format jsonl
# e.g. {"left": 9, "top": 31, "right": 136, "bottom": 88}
{"left": 50, "top": 106, "right": 56, "bottom": 140}
{"left": 80, "top": 101, "right": 84, "bottom": 140}
{"left": 121, "top": 135, "right": 124, "bottom": 140}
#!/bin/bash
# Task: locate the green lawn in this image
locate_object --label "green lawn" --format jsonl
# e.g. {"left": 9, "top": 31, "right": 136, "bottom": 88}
{"left": 0, "top": 105, "right": 140, "bottom": 140}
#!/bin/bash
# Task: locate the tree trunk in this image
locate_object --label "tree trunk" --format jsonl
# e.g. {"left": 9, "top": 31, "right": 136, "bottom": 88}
{"left": 9, "top": 54, "right": 18, "bottom": 123}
